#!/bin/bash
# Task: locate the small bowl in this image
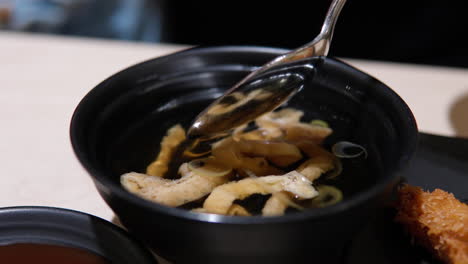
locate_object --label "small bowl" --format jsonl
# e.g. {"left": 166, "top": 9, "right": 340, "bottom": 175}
{"left": 0, "top": 206, "right": 156, "bottom": 263}
{"left": 70, "top": 46, "right": 418, "bottom": 264}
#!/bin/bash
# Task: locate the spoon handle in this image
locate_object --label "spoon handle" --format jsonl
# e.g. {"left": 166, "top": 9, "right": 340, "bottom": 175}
{"left": 229, "top": 0, "right": 347, "bottom": 89}
{"left": 265, "top": 0, "right": 347, "bottom": 69}
{"left": 319, "top": 0, "right": 348, "bottom": 45}
{"left": 187, "top": 0, "right": 347, "bottom": 138}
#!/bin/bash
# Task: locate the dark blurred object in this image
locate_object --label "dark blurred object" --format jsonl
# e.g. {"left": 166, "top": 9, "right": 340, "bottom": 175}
{"left": 163, "top": 0, "right": 468, "bottom": 68}
{"left": 0, "top": 1, "right": 11, "bottom": 29}
{"left": 1, "top": 0, "right": 163, "bottom": 42}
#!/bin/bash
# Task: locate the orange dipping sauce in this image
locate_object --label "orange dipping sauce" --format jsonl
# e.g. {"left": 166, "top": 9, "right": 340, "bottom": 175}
{"left": 0, "top": 243, "right": 110, "bottom": 264}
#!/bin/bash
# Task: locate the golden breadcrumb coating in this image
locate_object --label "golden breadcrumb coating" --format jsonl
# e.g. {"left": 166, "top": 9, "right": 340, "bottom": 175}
{"left": 396, "top": 184, "right": 468, "bottom": 264}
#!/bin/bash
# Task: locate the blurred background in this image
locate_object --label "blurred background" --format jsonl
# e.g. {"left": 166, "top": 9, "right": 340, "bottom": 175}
{"left": 1, "top": 0, "right": 467, "bottom": 67}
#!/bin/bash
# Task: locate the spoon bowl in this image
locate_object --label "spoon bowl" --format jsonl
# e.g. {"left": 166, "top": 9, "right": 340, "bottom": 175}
{"left": 188, "top": 0, "right": 347, "bottom": 138}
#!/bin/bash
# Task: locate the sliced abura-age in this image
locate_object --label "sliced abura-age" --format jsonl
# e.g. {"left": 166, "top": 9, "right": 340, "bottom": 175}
{"left": 256, "top": 108, "right": 304, "bottom": 127}
{"left": 213, "top": 137, "right": 303, "bottom": 169}
{"left": 146, "top": 124, "right": 186, "bottom": 177}
{"left": 297, "top": 154, "right": 335, "bottom": 181}
{"left": 202, "top": 171, "right": 318, "bottom": 215}
{"left": 256, "top": 108, "right": 332, "bottom": 143}
{"left": 294, "top": 141, "right": 338, "bottom": 180}
{"left": 284, "top": 123, "right": 332, "bottom": 143}
{"left": 121, "top": 163, "right": 232, "bottom": 207}
{"left": 262, "top": 192, "right": 302, "bottom": 216}
{"left": 227, "top": 204, "right": 251, "bottom": 216}
{"left": 211, "top": 137, "right": 285, "bottom": 176}
{"left": 255, "top": 108, "right": 303, "bottom": 139}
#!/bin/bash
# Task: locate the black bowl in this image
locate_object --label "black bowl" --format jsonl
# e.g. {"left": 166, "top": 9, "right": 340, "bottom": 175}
{"left": 0, "top": 206, "right": 156, "bottom": 263}
{"left": 70, "top": 46, "right": 418, "bottom": 264}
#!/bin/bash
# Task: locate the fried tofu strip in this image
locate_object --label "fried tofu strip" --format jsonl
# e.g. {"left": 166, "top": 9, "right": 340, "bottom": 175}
{"left": 284, "top": 123, "right": 332, "bottom": 143}
{"left": 263, "top": 146, "right": 335, "bottom": 215}
{"left": 202, "top": 171, "right": 317, "bottom": 215}
{"left": 207, "top": 90, "right": 272, "bottom": 116}
{"left": 262, "top": 195, "right": 288, "bottom": 216}
{"left": 256, "top": 108, "right": 332, "bottom": 143}
{"left": 256, "top": 108, "right": 304, "bottom": 128}
{"left": 297, "top": 155, "right": 335, "bottom": 181}
{"left": 262, "top": 154, "right": 334, "bottom": 216}
{"left": 121, "top": 163, "right": 230, "bottom": 207}
{"left": 263, "top": 190, "right": 321, "bottom": 217}
{"left": 227, "top": 204, "right": 251, "bottom": 216}
{"left": 292, "top": 141, "right": 336, "bottom": 181}
{"left": 146, "top": 124, "right": 186, "bottom": 177}
{"left": 217, "top": 137, "right": 303, "bottom": 168}
{"left": 396, "top": 185, "right": 468, "bottom": 264}
{"left": 211, "top": 137, "right": 285, "bottom": 176}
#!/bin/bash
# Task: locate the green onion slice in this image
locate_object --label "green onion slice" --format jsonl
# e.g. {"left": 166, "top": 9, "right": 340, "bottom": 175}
{"left": 332, "top": 141, "right": 368, "bottom": 159}
{"left": 310, "top": 185, "right": 343, "bottom": 208}
{"left": 310, "top": 119, "right": 329, "bottom": 128}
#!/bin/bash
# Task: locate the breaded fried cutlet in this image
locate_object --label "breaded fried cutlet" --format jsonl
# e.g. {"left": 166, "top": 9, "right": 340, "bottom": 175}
{"left": 396, "top": 184, "right": 468, "bottom": 264}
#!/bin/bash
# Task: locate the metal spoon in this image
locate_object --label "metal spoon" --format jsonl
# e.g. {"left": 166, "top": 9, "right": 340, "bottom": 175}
{"left": 188, "top": 0, "right": 347, "bottom": 139}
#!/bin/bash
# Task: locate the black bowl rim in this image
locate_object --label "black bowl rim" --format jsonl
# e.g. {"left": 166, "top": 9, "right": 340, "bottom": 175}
{"left": 0, "top": 205, "right": 115, "bottom": 229}
{"left": 70, "top": 45, "right": 418, "bottom": 224}
{"left": 0, "top": 206, "right": 156, "bottom": 262}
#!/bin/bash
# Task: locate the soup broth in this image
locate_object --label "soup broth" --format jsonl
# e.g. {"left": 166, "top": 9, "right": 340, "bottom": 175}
{"left": 0, "top": 243, "right": 110, "bottom": 264}
{"left": 115, "top": 102, "right": 378, "bottom": 216}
